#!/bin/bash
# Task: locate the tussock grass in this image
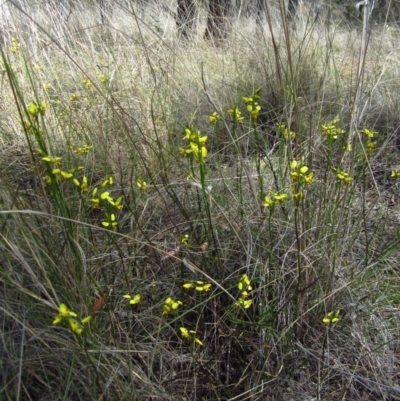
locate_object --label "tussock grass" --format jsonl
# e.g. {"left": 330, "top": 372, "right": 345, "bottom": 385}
{"left": 1, "top": 0, "right": 400, "bottom": 400}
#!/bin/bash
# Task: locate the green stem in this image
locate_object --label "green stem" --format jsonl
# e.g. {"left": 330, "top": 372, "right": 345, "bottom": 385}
{"left": 294, "top": 205, "right": 302, "bottom": 321}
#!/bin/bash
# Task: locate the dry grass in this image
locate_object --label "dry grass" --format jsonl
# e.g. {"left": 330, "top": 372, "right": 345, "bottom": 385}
{"left": 1, "top": 1, "right": 400, "bottom": 400}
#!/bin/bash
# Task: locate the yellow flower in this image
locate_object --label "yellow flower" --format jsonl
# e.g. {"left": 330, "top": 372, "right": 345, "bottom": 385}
{"left": 195, "top": 281, "right": 211, "bottom": 292}
{"left": 108, "top": 195, "right": 123, "bottom": 210}
{"left": 53, "top": 303, "right": 78, "bottom": 325}
{"left": 199, "top": 283, "right": 212, "bottom": 292}
{"left": 391, "top": 170, "right": 400, "bottom": 178}
{"left": 227, "top": 106, "right": 244, "bottom": 122}
{"left": 90, "top": 188, "right": 102, "bottom": 208}
{"left": 9, "top": 37, "right": 20, "bottom": 53}
{"left": 42, "top": 156, "right": 62, "bottom": 166}
{"left": 123, "top": 294, "right": 141, "bottom": 305}
{"left": 321, "top": 119, "right": 345, "bottom": 140}
{"left": 235, "top": 274, "right": 253, "bottom": 309}
{"left": 180, "top": 326, "right": 193, "bottom": 339}
{"left": 137, "top": 179, "right": 147, "bottom": 191}
{"left": 179, "top": 327, "right": 203, "bottom": 345}
{"left": 100, "top": 177, "right": 114, "bottom": 188}
{"left": 234, "top": 298, "right": 253, "bottom": 309}
{"left": 97, "top": 73, "right": 109, "bottom": 84}
{"left": 68, "top": 318, "right": 83, "bottom": 334}
{"left": 102, "top": 213, "right": 117, "bottom": 229}
{"left": 90, "top": 197, "right": 100, "bottom": 208}
{"left": 44, "top": 175, "right": 52, "bottom": 185}
{"left": 180, "top": 234, "right": 189, "bottom": 245}
{"left": 277, "top": 122, "right": 296, "bottom": 140}
{"left": 361, "top": 128, "right": 377, "bottom": 138}
{"left": 60, "top": 171, "right": 73, "bottom": 180}
{"left": 263, "top": 196, "right": 274, "bottom": 208}
{"left": 303, "top": 172, "right": 314, "bottom": 185}
{"left": 32, "top": 62, "right": 41, "bottom": 71}
{"left": 53, "top": 304, "right": 87, "bottom": 335}
{"left": 275, "top": 193, "right": 287, "bottom": 202}
{"left": 284, "top": 128, "right": 296, "bottom": 140}
{"left": 183, "top": 281, "right": 212, "bottom": 292}
{"left": 82, "top": 78, "right": 93, "bottom": 87}
{"left": 184, "top": 128, "right": 197, "bottom": 142}
{"left": 28, "top": 102, "right": 38, "bottom": 116}
{"left": 189, "top": 142, "right": 208, "bottom": 162}
{"left": 251, "top": 107, "right": 261, "bottom": 121}
{"left": 270, "top": 190, "right": 287, "bottom": 203}
{"left": 337, "top": 171, "right": 352, "bottom": 184}
{"left": 80, "top": 176, "right": 88, "bottom": 192}
{"left": 81, "top": 316, "right": 92, "bottom": 324}
{"left": 290, "top": 160, "right": 314, "bottom": 186}
{"left": 292, "top": 192, "right": 304, "bottom": 202}
{"left": 344, "top": 142, "right": 352, "bottom": 152}
{"left": 198, "top": 135, "right": 208, "bottom": 145}
{"left": 69, "top": 166, "right": 84, "bottom": 173}
{"left": 69, "top": 93, "right": 80, "bottom": 101}
{"left": 181, "top": 127, "right": 208, "bottom": 163}
{"left": 74, "top": 144, "right": 93, "bottom": 155}
{"left": 209, "top": 112, "right": 220, "bottom": 125}
{"left": 323, "top": 310, "right": 340, "bottom": 326}
{"left": 238, "top": 274, "right": 252, "bottom": 292}
{"left": 243, "top": 89, "right": 261, "bottom": 122}
{"left": 163, "top": 297, "right": 183, "bottom": 315}
{"left": 100, "top": 191, "right": 111, "bottom": 200}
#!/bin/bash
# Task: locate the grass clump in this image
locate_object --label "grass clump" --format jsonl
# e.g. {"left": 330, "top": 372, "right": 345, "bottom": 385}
{"left": 1, "top": 1, "right": 400, "bottom": 400}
